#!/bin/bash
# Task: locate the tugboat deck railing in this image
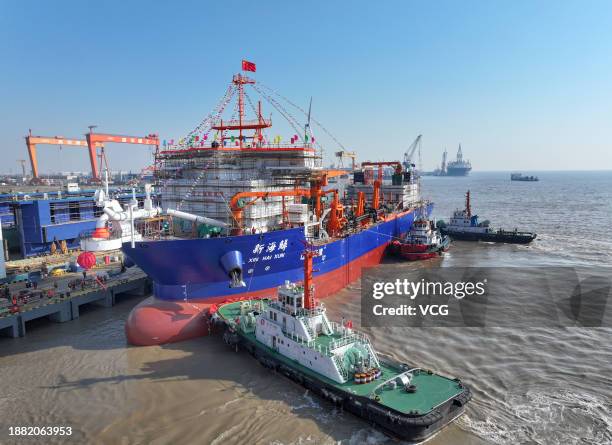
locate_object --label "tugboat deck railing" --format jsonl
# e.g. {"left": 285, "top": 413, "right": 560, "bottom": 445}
{"left": 270, "top": 301, "right": 326, "bottom": 318}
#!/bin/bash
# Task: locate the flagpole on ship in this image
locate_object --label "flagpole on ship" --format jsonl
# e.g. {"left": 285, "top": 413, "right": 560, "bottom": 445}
{"left": 240, "top": 59, "right": 256, "bottom": 148}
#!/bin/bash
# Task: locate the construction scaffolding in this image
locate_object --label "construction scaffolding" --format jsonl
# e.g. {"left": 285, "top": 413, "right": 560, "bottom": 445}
{"left": 155, "top": 73, "right": 323, "bottom": 234}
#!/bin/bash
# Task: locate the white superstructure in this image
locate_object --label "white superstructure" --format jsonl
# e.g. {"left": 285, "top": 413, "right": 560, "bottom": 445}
{"left": 252, "top": 281, "right": 379, "bottom": 384}
{"left": 405, "top": 218, "right": 444, "bottom": 245}
{"left": 159, "top": 147, "right": 321, "bottom": 234}
{"left": 444, "top": 191, "right": 491, "bottom": 234}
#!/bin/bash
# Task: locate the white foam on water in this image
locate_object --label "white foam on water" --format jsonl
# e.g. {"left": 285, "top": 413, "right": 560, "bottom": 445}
{"left": 458, "top": 389, "right": 612, "bottom": 444}
{"left": 217, "top": 396, "right": 242, "bottom": 412}
{"left": 290, "top": 389, "right": 322, "bottom": 411}
{"left": 269, "top": 436, "right": 322, "bottom": 445}
{"left": 347, "top": 428, "right": 392, "bottom": 445}
{"left": 209, "top": 423, "right": 244, "bottom": 445}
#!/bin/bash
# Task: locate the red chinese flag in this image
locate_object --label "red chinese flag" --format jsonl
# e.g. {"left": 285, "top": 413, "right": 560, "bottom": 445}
{"left": 242, "top": 59, "right": 256, "bottom": 72}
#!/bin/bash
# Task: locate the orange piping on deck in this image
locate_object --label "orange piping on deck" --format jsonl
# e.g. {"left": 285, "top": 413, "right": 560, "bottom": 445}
{"left": 326, "top": 189, "right": 347, "bottom": 237}
{"left": 230, "top": 189, "right": 312, "bottom": 235}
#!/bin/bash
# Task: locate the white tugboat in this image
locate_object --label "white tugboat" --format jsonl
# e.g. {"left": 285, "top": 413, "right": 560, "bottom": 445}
{"left": 213, "top": 248, "right": 471, "bottom": 442}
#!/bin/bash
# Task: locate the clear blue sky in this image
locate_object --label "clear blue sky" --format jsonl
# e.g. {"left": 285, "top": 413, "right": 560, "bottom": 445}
{"left": 1, "top": 0, "right": 611, "bottom": 174}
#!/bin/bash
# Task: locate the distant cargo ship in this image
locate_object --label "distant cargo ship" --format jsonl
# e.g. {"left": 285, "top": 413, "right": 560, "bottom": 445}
{"left": 511, "top": 173, "right": 539, "bottom": 182}
{"left": 445, "top": 145, "right": 472, "bottom": 176}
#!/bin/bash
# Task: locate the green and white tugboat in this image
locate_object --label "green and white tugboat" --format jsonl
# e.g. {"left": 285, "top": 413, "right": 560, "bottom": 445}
{"left": 212, "top": 249, "right": 471, "bottom": 442}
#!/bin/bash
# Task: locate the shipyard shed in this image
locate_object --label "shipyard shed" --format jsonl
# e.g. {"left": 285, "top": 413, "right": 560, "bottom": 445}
{"left": 1, "top": 191, "right": 155, "bottom": 258}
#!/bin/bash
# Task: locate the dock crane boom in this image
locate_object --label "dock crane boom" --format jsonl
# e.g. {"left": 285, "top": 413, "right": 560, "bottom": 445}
{"left": 334, "top": 150, "right": 357, "bottom": 170}
{"left": 403, "top": 134, "right": 422, "bottom": 170}
{"left": 25, "top": 128, "right": 159, "bottom": 181}
{"left": 25, "top": 130, "right": 103, "bottom": 181}
{"left": 85, "top": 128, "right": 159, "bottom": 181}
{"left": 17, "top": 160, "right": 27, "bottom": 178}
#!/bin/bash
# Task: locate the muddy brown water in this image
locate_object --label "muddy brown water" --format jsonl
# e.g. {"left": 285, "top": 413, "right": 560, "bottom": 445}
{"left": 1, "top": 172, "right": 611, "bottom": 444}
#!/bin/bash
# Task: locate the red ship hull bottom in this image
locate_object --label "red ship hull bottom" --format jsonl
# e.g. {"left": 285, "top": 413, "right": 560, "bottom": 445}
{"left": 126, "top": 243, "right": 388, "bottom": 346}
{"left": 400, "top": 252, "right": 440, "bottom": 261}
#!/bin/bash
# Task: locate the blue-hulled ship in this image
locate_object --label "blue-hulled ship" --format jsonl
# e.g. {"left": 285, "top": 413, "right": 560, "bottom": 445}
{"left": 122, "top": 67, "right": 431, "bottom": 345}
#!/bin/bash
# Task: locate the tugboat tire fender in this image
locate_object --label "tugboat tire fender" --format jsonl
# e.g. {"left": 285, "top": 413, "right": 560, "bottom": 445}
{"left": 320, "top": 388, "right": 343, "bottom": 405}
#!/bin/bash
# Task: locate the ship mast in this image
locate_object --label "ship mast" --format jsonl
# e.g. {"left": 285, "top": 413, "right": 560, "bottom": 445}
{"left": 303, "top": 248, "right": 318, "bottom": 310}
{"left": 214, "top": 74, "right": 270, "bottom": 148}
{"left": 236, "top": 74, "right": 248, "bottom": 148}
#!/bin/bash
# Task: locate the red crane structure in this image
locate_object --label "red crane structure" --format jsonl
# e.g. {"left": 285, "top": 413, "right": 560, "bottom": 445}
{"left": 25, "top": 130, "right": 102, "bottom": 181}
{"left": 85, "top": 127, "right": 159, "bottom": 181}
{"left": 360, "top": 161, "right": 402, "bottom": 209}
{"left": 212, "top": 74, "right": 271, "bottom": 148}
{"left": 360, "top": 161, "right": 402, "bottom": 184}
{"left": 25, "top": 128, "right": 159, "bottom": 181}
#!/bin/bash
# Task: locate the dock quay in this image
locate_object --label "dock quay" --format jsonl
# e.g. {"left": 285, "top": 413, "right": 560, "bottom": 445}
{"left": 0, "top": 268, "right": 150, "bottom": 338}
{"left": 3, "top": 248, "right": 123, "bottom": 279}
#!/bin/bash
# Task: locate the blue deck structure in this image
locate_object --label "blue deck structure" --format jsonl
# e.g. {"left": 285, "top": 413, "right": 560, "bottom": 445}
{"left": 0, "top": 189, "right": 156, "bottom": 258}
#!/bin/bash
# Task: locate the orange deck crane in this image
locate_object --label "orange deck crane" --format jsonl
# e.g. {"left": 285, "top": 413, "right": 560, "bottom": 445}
{"left": 355, "top": 191, "right": 366, "bottom": 217}
{"left": 25, "top": 128, "right": 159, "bottom": 181}
{"left": 360, "top": 161, "right": 402, "bottom": 184}
{"left": 360, "top": 161, "right": 402, "bottom": 209}
{"left": 326, "top": 189, "right": 347, "bottom": 237}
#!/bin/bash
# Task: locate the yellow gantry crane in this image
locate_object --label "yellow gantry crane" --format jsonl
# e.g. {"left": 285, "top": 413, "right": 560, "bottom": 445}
{"left": 334, "top": 150, "right": 357, "bottom": 170}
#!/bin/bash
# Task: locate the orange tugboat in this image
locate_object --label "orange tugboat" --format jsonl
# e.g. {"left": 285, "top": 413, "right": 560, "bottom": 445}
{"left": 391, "top": 217, "right": 450, "bottom": 261}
